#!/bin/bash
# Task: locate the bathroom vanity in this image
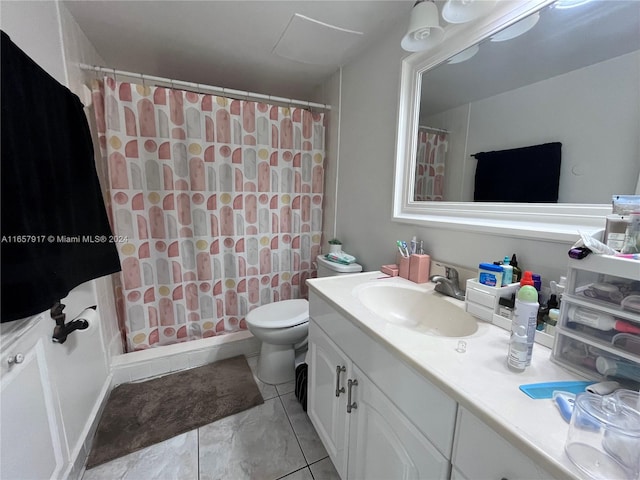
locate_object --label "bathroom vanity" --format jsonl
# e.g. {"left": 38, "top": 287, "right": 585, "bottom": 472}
{"left": 307, "top": 272, "right": 588, "bottom": 480}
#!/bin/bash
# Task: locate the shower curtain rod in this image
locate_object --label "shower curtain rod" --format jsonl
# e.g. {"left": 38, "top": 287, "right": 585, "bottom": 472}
{"left": 419, "top": 125, "right": 450, "bottom": 134}
{"left": 78, "top": 64, "right": 331, "bottom": 111}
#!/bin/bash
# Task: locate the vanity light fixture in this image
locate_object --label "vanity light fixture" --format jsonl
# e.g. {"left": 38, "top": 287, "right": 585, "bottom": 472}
{"left": 442, "top": 0, "right": 497, "bottom": 24}
{"left": 447, "top": 44, "right": 479, "bottom": 64}
{"left": 401, "top": 0, "right": 444, "bottom": 52}
{"left": 490, "top": 11, "right": 540, "bottom": 42}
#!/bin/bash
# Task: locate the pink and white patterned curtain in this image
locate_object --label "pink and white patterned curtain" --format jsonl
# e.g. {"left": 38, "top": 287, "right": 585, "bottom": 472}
{"left": 91, "top": 78, "right": 325, "bottom": 352}
{"left": 414, "top": 127, "right": 447, "bottom": 201}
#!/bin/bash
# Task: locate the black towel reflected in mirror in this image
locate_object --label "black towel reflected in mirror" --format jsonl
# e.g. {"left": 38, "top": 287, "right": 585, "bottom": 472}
{"left": 473, "top": 142, "right": 562, "bottom": 203}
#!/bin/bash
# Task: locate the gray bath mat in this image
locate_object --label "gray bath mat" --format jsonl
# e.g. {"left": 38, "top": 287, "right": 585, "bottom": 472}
{"left": 86, "top": 355, "right": 263, "bottom": 468}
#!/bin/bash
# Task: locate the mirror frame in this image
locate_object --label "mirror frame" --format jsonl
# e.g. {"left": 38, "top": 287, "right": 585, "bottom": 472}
{"left": 393, "top": 0, "right": 610, "bottom": 243}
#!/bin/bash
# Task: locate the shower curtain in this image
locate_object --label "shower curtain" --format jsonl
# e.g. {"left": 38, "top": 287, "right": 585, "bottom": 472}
{"left": 92, "top": 77, "right": 325, "bottom": 352}
{"left": 414, "top": 127, "right": 447, "bottom": 201}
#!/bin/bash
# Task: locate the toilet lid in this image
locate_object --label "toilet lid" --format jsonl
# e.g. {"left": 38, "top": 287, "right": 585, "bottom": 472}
{"left": 246, "top": 299, "right": 309, "bottom": 329}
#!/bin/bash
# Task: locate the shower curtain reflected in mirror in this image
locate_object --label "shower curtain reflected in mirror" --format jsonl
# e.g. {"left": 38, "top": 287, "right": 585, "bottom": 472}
{"left": 413, "top": 127, "right": 448, "bottom": 201}
{"left": 91, "top": 78, "right": 325, "bottom": 352}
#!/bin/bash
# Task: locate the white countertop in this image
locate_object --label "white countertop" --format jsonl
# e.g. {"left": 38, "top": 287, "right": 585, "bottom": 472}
{"left": 307, "top": 271, "right": 588, "bottom": 480}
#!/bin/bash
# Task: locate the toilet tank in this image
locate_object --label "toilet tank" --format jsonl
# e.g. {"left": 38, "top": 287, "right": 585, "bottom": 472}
{"left": 316, "top": 255, "right": 363, "bottom": 277}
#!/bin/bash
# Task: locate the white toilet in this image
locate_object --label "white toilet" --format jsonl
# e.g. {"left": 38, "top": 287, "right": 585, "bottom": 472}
{"left": 246, "top": 255, "right": 363, "bottom": 384}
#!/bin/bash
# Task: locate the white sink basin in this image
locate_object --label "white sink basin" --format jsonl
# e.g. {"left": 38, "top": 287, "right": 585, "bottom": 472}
{"left": 354, "top": 283, "right": 478, "bottom": 337}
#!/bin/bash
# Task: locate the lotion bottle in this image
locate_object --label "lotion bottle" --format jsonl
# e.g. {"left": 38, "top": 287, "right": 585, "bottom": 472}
{"left": 501, "top": 256, "right": 513, "bottom": 285}
{"left": 512, "top": 271, "right": 539, "bottom": 366}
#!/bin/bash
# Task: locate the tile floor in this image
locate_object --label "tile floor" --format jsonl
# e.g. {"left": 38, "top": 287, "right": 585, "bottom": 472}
{"left": 82, "top": 355, "right": 340, "bottom": 480}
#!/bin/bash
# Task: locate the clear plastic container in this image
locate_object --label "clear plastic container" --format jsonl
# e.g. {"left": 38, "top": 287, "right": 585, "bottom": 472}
{"left": 565, "top": 391, "right": 640, "bottom": 479}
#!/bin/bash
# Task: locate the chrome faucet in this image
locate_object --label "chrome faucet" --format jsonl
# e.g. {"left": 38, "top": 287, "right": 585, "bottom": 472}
{"left": 430, "top": 266, "right": 465, "bottom": 301}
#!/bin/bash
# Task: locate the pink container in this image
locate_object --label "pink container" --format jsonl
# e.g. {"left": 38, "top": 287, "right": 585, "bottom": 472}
{"left": 409, "top": 254, "right": 430, "bottom": 284}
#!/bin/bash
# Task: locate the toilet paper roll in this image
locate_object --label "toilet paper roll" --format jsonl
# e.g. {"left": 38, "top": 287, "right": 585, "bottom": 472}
{"left": 72, "top": 307, "right": 98, "bottom": 333}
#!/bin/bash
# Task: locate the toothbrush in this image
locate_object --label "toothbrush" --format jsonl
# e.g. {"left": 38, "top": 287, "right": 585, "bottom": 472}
{"left": 401, "top": 241, "right": 410, "bottom": 257}
{"left": 396, "top": 241, "right": 407, "bottom": 258}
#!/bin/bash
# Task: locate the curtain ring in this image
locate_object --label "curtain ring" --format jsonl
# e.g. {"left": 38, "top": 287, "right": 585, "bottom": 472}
{"left": 112, "top": 67, "right": 118, "bottom": 83}
{"left": 141, "top": 73, "right": 146, "bottom": 88}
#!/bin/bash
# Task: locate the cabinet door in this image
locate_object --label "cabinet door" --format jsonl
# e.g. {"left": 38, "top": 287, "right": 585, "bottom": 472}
{"left": 308, "top": 322, "right": 351, "bottom": 479}
{"left": 347, "top": 365, "right": 450, "bottom": 480}
{"left": 1, "top": 339, "right": 65, "bottom": 480}
{"left": 453, "top": 407, "right": 552, "bottom": 480}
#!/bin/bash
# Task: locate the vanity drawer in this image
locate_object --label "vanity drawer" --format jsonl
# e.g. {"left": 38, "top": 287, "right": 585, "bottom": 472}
{"left": 464, "top": 302, "right": 493, "bottom": 322}
{"left": 452, "top": 407, "right": 552, "bottom": 480}
{"left": 564, "top": 256, "right": 640, "bottom": 314}
{"left": 551, "top": 330, "right": 640, "bottom": 385}
{"left": 466, "top": 287, "right": 495, "bottom": 309}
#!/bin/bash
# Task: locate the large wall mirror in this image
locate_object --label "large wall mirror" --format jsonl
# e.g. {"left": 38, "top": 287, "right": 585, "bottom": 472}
{"left": 393, "top": 0, "right": 640, "bottom": 242}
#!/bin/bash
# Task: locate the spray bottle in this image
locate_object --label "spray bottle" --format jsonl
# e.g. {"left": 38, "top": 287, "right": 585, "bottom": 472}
{"left": 508, "top": 271, "right": 539, "bottom": 369}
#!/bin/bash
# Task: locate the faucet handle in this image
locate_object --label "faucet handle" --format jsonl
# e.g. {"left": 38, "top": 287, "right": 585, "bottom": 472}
{"left": 445, "top": 266, "right": 459, "bottom": 280}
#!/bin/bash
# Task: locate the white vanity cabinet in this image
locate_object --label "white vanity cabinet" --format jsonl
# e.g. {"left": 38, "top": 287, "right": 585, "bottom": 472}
{"left": 451, "top": 407, "right": 553, "bottom": 480}
{"left": 307, "top": 321, "right": 351, "bottom": 476}
{"left": 346, "top": 363, "right": 451, "bottom": 480}
{"left": 308, "top": 294, "right": 457, "bottom": 480}
{"left": 1, "top": 316, "right": 67, "bottom": 480}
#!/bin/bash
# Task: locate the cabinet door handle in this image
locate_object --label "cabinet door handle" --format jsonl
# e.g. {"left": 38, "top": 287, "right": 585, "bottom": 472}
{"left": 335, "top": 365, "right": 346, "bottom": 397}
{"left": 347, "top": 379, "right": 358, "bottom": 413}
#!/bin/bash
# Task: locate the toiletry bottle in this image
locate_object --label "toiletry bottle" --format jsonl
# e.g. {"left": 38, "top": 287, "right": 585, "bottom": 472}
{"left": 507, "top": 324, "right": 529, "bottom": 372}
{"left": 621, "top": 211, "right": 640, "bottom": 254}
{"left": 512, "top": 271, "right": 539, "bottom": 366}
{"left": 510, "top": 254, "right": 522, "bottom": 282}
{"left": 567, "top": 305, "right": 640, "bottom": 334}
{"left": 532, "top": 273, "right": 542, "bottom": 292}
{"left": 536, "top": 301, "right": 549, "bottom": 331}
{"left": 545, "top": 308, "right": 559, "bottom": 336}
{"left": 501, "top": 256, "right": 513, "bottom": 286}
{"left": 498, "top": 294, "right": 515, "bottom": 320}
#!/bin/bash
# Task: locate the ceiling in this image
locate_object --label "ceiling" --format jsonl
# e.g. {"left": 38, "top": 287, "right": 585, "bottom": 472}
{"left": 63, "top": 0, "right": 415, "bottom": 100}
{"left": 420, "top": 0, "right": 640, "bottom": 116}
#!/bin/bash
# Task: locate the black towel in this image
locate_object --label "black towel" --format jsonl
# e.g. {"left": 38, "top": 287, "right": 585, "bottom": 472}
{"left": 473, "top": 142, "right": 562, "bottom": 202}
{"left": 1, "top": 31, "right": 121, "bottom": 322}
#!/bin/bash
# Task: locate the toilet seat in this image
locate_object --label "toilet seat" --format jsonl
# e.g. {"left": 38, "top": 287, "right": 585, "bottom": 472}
{"left": 246, "top": 299, "right": 308, "bottom": 329}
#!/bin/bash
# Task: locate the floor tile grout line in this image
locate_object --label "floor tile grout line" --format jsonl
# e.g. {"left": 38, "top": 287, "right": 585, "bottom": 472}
{"left": 278, "top": 394, "right": 311, "bottom": 467}
{"left": 274, "top": 465, "right": 312, "bottom": 480}
{"left": 197, "top": 428, "right": 201, "bottom": 480}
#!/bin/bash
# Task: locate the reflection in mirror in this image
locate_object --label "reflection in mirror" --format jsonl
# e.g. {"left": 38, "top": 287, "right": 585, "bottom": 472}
{"left": 414, "top": 0, "right": 640, "bottom": 204}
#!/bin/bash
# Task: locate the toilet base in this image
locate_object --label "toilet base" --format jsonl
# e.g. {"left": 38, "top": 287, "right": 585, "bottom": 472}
{"left": 257, "top": 343, "right": 295, "bottom": 385}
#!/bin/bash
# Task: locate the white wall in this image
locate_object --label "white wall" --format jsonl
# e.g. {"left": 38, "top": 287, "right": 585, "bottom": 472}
{"left": 426, "top": 51, "right": 640, "bottom": 203}
{"left": 0, "top": 1, "right": 68, "bottom": 85}
{"left": 326, "top": 16, "right": 573, "bottom": 288}
{"left": 57, "top": 1, "right": 123, "bottom": 361}
{"left": 1, "top": 2, "right": 115, "bottom": 477}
